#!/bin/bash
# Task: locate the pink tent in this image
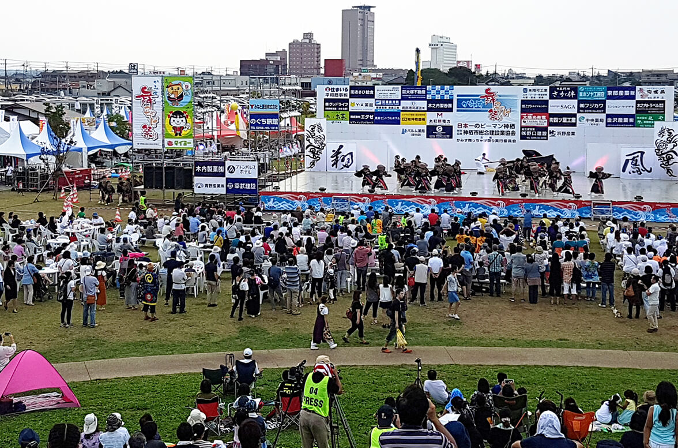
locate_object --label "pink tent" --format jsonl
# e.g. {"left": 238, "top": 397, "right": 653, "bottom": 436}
{"left": 0, "top": 350, "right": 80, "bottom": 412}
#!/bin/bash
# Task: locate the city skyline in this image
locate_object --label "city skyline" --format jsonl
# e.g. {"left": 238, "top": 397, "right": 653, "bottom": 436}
{"left": 4, "top": 0, "right": 678, "bottom": 75}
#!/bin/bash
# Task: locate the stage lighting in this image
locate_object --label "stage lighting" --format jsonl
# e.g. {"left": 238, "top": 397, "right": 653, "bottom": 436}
{"left": 319, "top": 187, "right": 327, "bottom": 192}
{"left": 573, "top": 194, "right": 582, "bottom": 199}
{"left": 520, "top": 193, "right": 528, "bottom": 198}
{"left": 634, "top": 195, "right": 643, "bottom": 201}
{"left": 470, "top": 191, "right": 478, "bottom": 196}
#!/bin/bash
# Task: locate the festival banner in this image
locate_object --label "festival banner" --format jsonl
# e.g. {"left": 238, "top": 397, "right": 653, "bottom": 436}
{"left": 249, "top": 99, "right": 280, "bottom": 131}
{"left": 325, "top": 142, "right": 357, "bottom": 172}
{"left": 653, "top": 123, "right": 678, "bottom": 179}
{"left": 132, "top": 76, "right": 163, "bottom": 150}
{"left": 455, "top": 87, "right": 519, "bottom": 145}
{"left": 163, "top": 76, "right": 194, "bottom": 151}
{"left": 226, "top": 160, "right": 258, "bottom": 195}
{"left": 304, "top": 118, "right": 328, "bottom": 171}
{"left": 194, "top": 160, "right": 226, "bottom": 194}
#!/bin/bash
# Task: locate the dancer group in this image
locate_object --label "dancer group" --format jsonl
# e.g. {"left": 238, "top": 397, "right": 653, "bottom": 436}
{"left": 355, "top": 152, "right": 612, "bottom": 196}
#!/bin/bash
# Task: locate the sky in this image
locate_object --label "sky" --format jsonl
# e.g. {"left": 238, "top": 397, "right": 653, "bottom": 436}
{"left": 4, "top": 0, "right": 678, "bottom": 75}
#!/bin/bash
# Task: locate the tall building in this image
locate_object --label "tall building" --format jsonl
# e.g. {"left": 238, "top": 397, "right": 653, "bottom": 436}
{"left": 428, "top": 35, "right": 457, "bottom": 72}
{"left": 240, "top": 50, "right": 287, "bottom": 77}
{"left": 288, "top": 32, "right": 321, "bottom": 77}
{"left": 341, "top": 5, "right": 375, "bottom": 72}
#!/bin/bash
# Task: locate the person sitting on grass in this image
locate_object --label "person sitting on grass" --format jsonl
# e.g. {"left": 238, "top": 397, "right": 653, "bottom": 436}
{"left": 511, "top": 410, "right": 582, "bottom": 448}
{"left": 369, "top": 404, "right": 397, "bottom": 448}
{"left": 99, "top": 413, "right": 130, "bottom": 448}
{"left": 424, "top": 369, "right": 450, "bottom": 405}
{"left": 595, "top": 394, "right": 621, "bottom": 425}
{"left": 174, "top": 422, "right": 198, "bottom": 448}
{"left": 48, "top": 423, "right": 82, "bottom": 448}
{"left": 489, "top": 407, "right": 522, "bottom": 448}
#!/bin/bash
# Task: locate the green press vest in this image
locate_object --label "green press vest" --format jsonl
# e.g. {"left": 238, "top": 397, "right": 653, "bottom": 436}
{"left": 302, "top": 374, "right": 330, "bottom": 417}
{"left": 370, "top": 427, "right": 395, "bottom": 448}
{"left": 139, "top": 196, "right": 147, "bottom": 210}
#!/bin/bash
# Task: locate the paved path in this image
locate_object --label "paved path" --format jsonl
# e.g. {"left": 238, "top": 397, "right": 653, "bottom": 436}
{"left": 54, "top": 346, "right": 678, "bottom": 383}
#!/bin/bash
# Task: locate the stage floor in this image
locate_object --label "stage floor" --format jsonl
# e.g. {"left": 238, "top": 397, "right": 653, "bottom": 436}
{"left": 263, "top": 171, "right": 677, "bottom": 204}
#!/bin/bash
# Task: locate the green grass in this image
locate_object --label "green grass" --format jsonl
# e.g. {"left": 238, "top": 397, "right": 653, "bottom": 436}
{"left": 1, "top": 365, "right": 673, "bottom": 447}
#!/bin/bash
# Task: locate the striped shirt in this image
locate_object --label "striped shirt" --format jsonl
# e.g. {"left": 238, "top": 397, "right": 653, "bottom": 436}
{"left": 284, "top": 266, "right": 301, "bottom": 289}
{"left": 379, "top": 426, "right": 453, "bottom": 448}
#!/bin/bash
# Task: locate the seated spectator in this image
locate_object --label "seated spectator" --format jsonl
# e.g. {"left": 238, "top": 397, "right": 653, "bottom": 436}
{"left": 511, "top": 411, "right": 582, "bottom": 448}
{"left": 369, "top": 404, "right": 397, "bottom": 448}
{"left": 378, "top": 384, "right": 456, "bottom": 448}
{"left": 141, "top": 422, "right": 166, "bottom": 448}
{"left": 489, "top": 408, "right": 522, "bottom": 448}
{"left": 595, "top": 394, "right": 621, "bottom": 425}
{"left": 128, "top": 433, "right": 146, "bottom": 448}
{"left": 470, "top": 378, "right": 495, "bottom": 412}
{"left": 499, "top": 383, "right": 516, "bottom": 398}
{"left": 442, "top": 396, "right": 483, "bottom": 448}
{"left": 424, "top": 369, "right": 451, "bottom": 405}
{"left": 190, "top": 423, "right": 212, "bottom": 448}
{"left": 563, "top": 398, "right": 583, "bottom": 414}
{"left": 48, "top": 423, "right": 81, "bottom": 448}
{"left": 618, "top": 410, "right": 647, "bottom": 448}
{"left": 80, "top": 414, "right": 101, "bottom": 448}
{"left": 99, "top": 413, "right": 130, "bottom": 448}
{"left": 196, "top": 379, "right": 218, "bottom": 401}
{"left": 238, "top": 418, "right": 265, "bottom": 448}
{"left": 472, "top": 394, "right": 493, "bottom": 441}
{"left": 19, "top": 428, "right": 40, "bottom": 448}
{"left": 175, "top": 422, "right": 198, "bottom": 448}
{"left": 492, "top": 373, "right": 507, "bottom": 394}
{"left": 637, "top": 390, "right": 656, "bottom": 413}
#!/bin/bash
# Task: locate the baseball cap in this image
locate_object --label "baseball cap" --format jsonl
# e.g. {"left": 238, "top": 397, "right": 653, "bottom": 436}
{"left": 377, "top": 405, "right": 394, "bottom": 427}
{"left": 83, "top": 413, "right": 98, "bottom": 435}
{"left": 243, "top": 348, "right": 253, "bottom": 357}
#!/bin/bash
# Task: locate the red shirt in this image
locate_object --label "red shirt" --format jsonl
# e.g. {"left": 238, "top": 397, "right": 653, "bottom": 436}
{"left": 428, "top": 213, "right": 439, "bottom": 226}
{"left": 638, "top": 227, "right": 648, "bottom": 237}
{"left": 225, "top": 211, "right": 236, "bottom": 220}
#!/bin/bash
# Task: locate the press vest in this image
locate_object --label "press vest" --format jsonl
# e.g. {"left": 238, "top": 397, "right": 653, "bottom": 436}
{"left": 302, "top": 375, "right": 330, "bottom": 417}
{"left": 370, "top": 427, "right": 395, "bottom": 448}
{"left": 139, "top": 196, "right": 147, "bottom": 210}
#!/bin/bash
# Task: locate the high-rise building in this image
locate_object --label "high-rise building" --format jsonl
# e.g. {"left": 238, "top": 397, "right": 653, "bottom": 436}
{"left": 428, "top": 35, "right": 457, "bottom": 72}
{"left": 341, "top": 5, "right": 375, "bottom": 72}
{"left": 240, "top": 50, "right": 287, "bottom": 77}
{"left": 288, "top": 32, "right": 322, "bottom": 77}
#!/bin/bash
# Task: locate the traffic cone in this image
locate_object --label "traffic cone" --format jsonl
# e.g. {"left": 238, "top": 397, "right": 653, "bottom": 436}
{"left": 114, "top": 207, "right": 122, "bottom": 223}
{"left": 62, "top": 195, "right": 72, "bottom": 213}
{"left": 59, "top": 187, "right": 66, "bottom": 199}
{"left": 71, "top": 185, "right": 80, "bottom": 204}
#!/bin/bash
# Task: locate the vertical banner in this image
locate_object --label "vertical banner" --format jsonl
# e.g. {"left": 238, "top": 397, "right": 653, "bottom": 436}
{"left": 653, "top": 122, "right": 678, "bottom": 179}
{"left": 620, "top": 146, "right": 656, "bottom": 180}
{"left": 326, "top": 142, "right": 357, "bottom": 172}
{"left": 226, "top": 160, "right": 258, "bottom": 195}
{"left": 249, "top": 99, "right": 280, "bottom": 131}
{"left": 304, "top": 118, "right": 328, "bottom": 171}
{"left": 163, "top": 76, "right": 194, "bottom": 151}
{"left": 194, "top": 160, "right": 226, "bottom": 194}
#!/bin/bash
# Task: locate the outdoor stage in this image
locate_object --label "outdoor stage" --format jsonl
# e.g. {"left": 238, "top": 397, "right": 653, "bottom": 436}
{"left": 260, "top": 171, "right": 678, "bottom": 223}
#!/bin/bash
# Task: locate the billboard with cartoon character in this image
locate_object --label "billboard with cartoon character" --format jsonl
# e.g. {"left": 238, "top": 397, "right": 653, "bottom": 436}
{"left": 163, "top": 76, "right": 194, "bottom": 151}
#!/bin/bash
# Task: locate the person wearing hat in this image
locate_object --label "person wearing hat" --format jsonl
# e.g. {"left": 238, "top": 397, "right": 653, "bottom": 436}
{"left": 92, "top": 212, "right": 105, "bottom": 227}
{"left": 99, "top": 413, "right": 130, "bottom": 448}
{"left": 369, "top": 404, "right": 397, "bottom": 448}
{"left": 18, "top": 428, "right": 40, "bottom": 448}
{"left": 411, "top": 256, "right": 428, "bottom": 306}
{"left": 140, "top": 263, "right": 159, "bottom": 322}
{"left": 299, "top": 355, "right": 342, "bottom": 448}
{"left": 94, "top": 261, "right": 108, "bottom": 311}
{"left": 80, "top": 414, "right": 102, "bottom": 448}
{"left": 428, "top": 249, "right": 444, "bottom": 302}
{"left": 187, "top": 409, "right": 206, "bottom": 427}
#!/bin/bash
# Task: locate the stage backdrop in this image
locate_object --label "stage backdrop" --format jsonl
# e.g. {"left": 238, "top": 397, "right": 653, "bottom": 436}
{"left": 315, "top": 85, "right": 674, "bottom": 171}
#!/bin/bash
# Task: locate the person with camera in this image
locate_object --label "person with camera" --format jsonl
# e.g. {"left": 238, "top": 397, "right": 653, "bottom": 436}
{"left": 0, "top": 331, "right": 16, "bottom": 372}
{"left": 379, "top": 384, "right": 458, "bottom": 448}
{"left": 299, "top": 355, "right": 343, "bottom": 448}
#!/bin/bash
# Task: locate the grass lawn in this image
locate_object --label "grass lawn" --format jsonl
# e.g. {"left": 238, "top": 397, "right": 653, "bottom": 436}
{"left": 0, "top": 365, "right": 672, "bottom": 447}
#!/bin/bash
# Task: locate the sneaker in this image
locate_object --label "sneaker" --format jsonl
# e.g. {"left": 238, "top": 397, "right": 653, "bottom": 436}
{"left": 329, "top": 343, "right": 338, "bottom": 349}
{"left": 647, "top": 328, "right": 655, "bottom": 333}
{"left": 599, "top": 304, "right": 606, "bottom": 308}
{"left": 342, "top": 336, "right": 350, "bottom": 343}
{"left": 402, "top": 349, "right": 413, "bottom": 353}
{"left": 381, "top": 347, "right": 392, "bottom": 353}
{"left": 446, "top": 314, "right": 454, "bottom": 318}
{"left": 509, "top": 298, "right": 515, "bottom": 302}
{"left": 311, "top": 343, "right": 319, "bottom": 350}
{"left": 453, "top": 314, "right": 460, "bottom": 320}
{"left": 291, "top": 311, "right": 301, "bottom": 315}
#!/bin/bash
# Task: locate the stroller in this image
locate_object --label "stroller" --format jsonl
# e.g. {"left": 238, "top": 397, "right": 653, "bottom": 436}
{"left": 33, "top": 268, "right": 54, "bottom": 302}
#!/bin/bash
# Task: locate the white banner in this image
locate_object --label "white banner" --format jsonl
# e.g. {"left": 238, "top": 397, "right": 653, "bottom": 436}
{"left": 653, "top": 122, "right": 678, "bottom": 179}
{"left": 304, "top": 118, "right": 327, "bottom": 171}
{"left": 326, "top": 142, "right": 357, "bottom": 172}
{"left": 132, "top": 76, "right": 163, "bottom": 150}
{"left": 375, "top": 86, "right": 401, "bottom": 100}
{"left": 226, "top": 160, "right": 258, "bottom": 179}
{"left": 605, "top": 100, "right": 635, "bottom": 113}
{"left": 620, "top": 145, "right": 658, "bottom": 180}
{"left": 549, "top": 100, "right": 578, "bottom": 113}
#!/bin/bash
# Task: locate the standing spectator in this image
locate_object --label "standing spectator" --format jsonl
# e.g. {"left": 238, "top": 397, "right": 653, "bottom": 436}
{"left": 82, "top": 270, "right": 100, "bottom": 328}
{"left": 309, "top": 252, "right": 325, "bottom": 304}
{"left": 643, "top": 382, "right": 677, "bottom": 448}
{"left": 4, "top": 258, "right": 17, "bottom": 313}
{"left": 582, "top": 253, "right": 599, "bottom": 302}
{"left": 124, "top": 260, "right": 139, "bottom": 310}
{"left": 487, "top": 245, "right": 504, "bottom": 298}
{"left": 333, "top": 249, "right": 349, "bottom": 295}
{"left": 61, "top": 272, "right": 76, "bottom": 328}
{"left": 381, "top": 289, "right": 411, "bottom": 354}
{"left": 21, "top": 255, "right": 39, "bottom": 306}
{"left": 267, "top": 257, "right": 282, "bottom": 310}
{"left": 508, "top": 246, "right": 527, "bottom": 303}
{"left": 460, "top": 244, "right": 474, "bottom": 300}
{"left": 446, "top": 266, "right": 461, "bottom": 320}
{"left": 231, "top": 268, "right": 248, "bottom": 321}
{"left": 311, "top": 296, "right": 337, "bottom": 350}
{"left": 522, "top": 209, "right": 533, "bottom": 241}
{"left": 364, "top": 272, "right": 380, "bottom": 325}
{"left": 645, "top": 275, "right": 660, "bottom": 333}
{"left": 599, "top": 253, "right": 616, "bottom": 308}
{"left": 379, "top": 275, "right": 395, "bottom": 325}
{"left": 343, "top": 291, "right": 368, "bottom": 345}
{"left": 171, "top": 264, "right": 187, "bottom": 315}
{"left": 428, "top": 249, "right": 445, "bottom": 302}
{"left": 525, "top": 255, "right": 541, "bottom": 304}
{"left": 140, "top": 263, "right": 159, "bottom": 322}
{"left": 283, "top": 258, "right": 301, "bottom": 315}
{"left": 0, "top": 332, "right": 16, "bottom": 372}
{"left": 411, "top": 257, "right": 428, "bottom": 306}
{"left": 534, "top": 247, "right": 549, "bottom": 297}
{"left": 549, "top": 253, "right": 563, "bottom": 305}
{"left": 163, "top": 251, "right": 186, "bottom": 307}
{"left": 561, "top": 251, "right": 576, "bottom": 302}
{"left": 354, "top": 240, "right": 371, "bottom": 291}
{"left": 658, "top": 259, "right": 675, "bottom": 314}
{"left": 205, "top": 254, "right": 220, "bottom": 307}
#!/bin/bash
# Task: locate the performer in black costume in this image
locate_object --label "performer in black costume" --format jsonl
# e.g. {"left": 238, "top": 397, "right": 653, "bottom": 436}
{"left": 556, "top": 166, "right": 576, "bottom": 195}
{"left": 588, "top": 166, "right": 612, "bottom": 194}
{"left": 355, "top": 164, "right": 390, "bottom": 191}
{"left": 493, "top": 165, "right": 508, "bottom": 195}
{"left": 548, "top": 161, "right": 563, "bottom": 193}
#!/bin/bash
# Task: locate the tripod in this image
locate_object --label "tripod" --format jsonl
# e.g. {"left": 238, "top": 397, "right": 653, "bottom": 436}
{"left": 414, "top": 358, "right": 423, "bottom": 389}
{"left": 329, "top": 395, "right": 356, "bottom": 448}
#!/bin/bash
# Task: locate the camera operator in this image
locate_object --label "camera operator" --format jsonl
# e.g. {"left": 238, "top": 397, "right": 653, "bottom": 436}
{"left": 299, "top": 355, "right": 343, "bottom": 448}
{"left": 0, "top": 332, "right": 16, "bottom": 372}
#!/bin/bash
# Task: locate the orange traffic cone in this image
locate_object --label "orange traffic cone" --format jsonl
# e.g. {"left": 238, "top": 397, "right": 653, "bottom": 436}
{"left": 59, "top": 187, "right": 66, "bottom": 199}
{"left": 62, "top": 195, "right": 72, "bottom": 213}
{"left": 114, "top": 207, "right": 122, "bottom": 222}
{"left": 71, "top": 185, "right": 80, "bottom": 204}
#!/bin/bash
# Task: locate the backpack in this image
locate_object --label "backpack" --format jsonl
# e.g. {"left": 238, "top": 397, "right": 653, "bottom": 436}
{"left": 662, "top": 268, "right": 673, "bottom": 287}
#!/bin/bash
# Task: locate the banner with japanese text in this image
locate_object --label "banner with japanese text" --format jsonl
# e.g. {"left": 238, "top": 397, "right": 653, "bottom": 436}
{"left": 132, "top": 76, "right": 163, "bottom": 150}
{"left": 226, "top": 160, "right": 258, "bottom": 195}
{"left": 163, "top": 76, "right": 194, "bottom": 151}
{"left": 304, "top": 118, "right": 328, "bottom": 171}
{"left": 455, "top": 87, "right": 519, "bottom": 145}
{"left": 194, "top": 160, "right": 226, "bottom": 194}
{"left": 249, "top": 99, "right": 280, "bottom": 131}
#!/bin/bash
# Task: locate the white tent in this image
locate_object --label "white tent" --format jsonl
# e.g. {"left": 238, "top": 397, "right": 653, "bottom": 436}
{"left": 101, "top": 105, "right": 110, "bottom": 118}
{"left": 71, "top": 120, "right": 114, "bottom": 155}
{"left": 83, "top": 105, "right": 94, "bottom": 118}
{"left": 90, "top": 119, "right": 132, "bottom": 153}
{"left": 0, "top": 121, "right": 40, "bottom": 137}
{"left": 0, "top": 127, "right": 9, "bottom": 146}
{"left": 0, "top": 122, "right": 49, "bottom": 162}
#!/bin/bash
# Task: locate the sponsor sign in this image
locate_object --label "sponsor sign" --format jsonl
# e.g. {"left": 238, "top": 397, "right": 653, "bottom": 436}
{"left": 520, "top": 100, "right": 549, "bottom": 113}
{"left": 324, "top": 99, "right": 349, "bottom": 111}
{"left": 321, "top": 85, "right": 350, "bottom": 98}
{"left": 374, "top": 99, "right": 400, "bottom": 110}
{"left": 578, "top": 114, "right": 606, "bottom": 127}
{"left": 194, "top": 160, "right": 226, "bottom": 195}
{"left": 400, "top": 126, "right": 426, "bottom": 137}
{"left": 549, "top": 86, "right": 578, "bottom": 100}
{"left": 427, "top": 99, "right": 454, "bottom": 111}
{"left": 549, "top": 113, "right": 578, "bottom": 127}
{"left": 637, "top": 86, "right": 668, "bottom": 100}
{"left": 426, "top": 85, "right": 454, "bottom": 100}
{"left": 349, "top": 99, "right": 375, "bottom": 111}
{"left": 636, "top": 100, "right": 665, "bottom": 114}
{"left": 323, "top": 111, "right": 349, "bottom": 122}
{"left": 578, "top": 86, "right": 607, "bottom": 100}
{"left": 400, "top": 112, "right": 427, "bottom": 125}
{"left": 373, "top": 111, "right": 401, "bottom": 125}
{"left": 426, "top": 125, "right": 453, "bottom": 139}
{"left": 578, "top": 100, "right": 606, "bottom": 114}
{"left": 607, "top": 86, "right": 636, "bottom": 100}
{"left": 348, "top": 111, "right": 375, "bottom": 124}
{"left": 349, "top": 86, "right": 375, "bottom": 98}
{"left": 163, "top": 75, "right": 194, "bottom": 150}
{"left": 374, "top": 86, "right": 401, "bottom": 99}
{"left": 521, "top": 87, "right": 549, "bottom": 100}
{"left": 401, "top": 86, "right": 427, "bottom": 100}
{"left": 426, "top": 112, "right": 454, "bottom": 126}
{"left": 520, "top": 126, "right": 549, "bottom": 141}
{"left": 249, "top": 114, "right": 279, "bottom": 131}
{"left": 549, "top": 100, "right": 578, "bottom": 113}
{"left": 605, "top": 114, "right": 636, "bottom": 127}
{"left": 605, "top": 100, "right": 635, "bottom": 113}
{"left": 520, "top": 113, "right": 549, "bottom": 127}
{"left": 636, "top": 114, "right": 665, "bottom": 128}
{"left": 400, "top": 100, "right": 427, "bottom": 111}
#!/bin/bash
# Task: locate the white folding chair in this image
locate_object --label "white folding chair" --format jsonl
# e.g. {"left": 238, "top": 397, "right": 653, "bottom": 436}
{"left": 185, "top": 273, "right": 198, "bottom": 298}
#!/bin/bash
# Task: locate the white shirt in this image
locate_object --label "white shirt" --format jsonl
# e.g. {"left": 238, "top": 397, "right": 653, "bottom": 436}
{"left": 172, "top": 269, "right": 187, "bottom": 290}
{"left": 440, "top": 213, "right": 452, "bottom": 229}
{"left": 379, "top": 285, "right": 393, "bottom": 303}
{"left": 67, "top": 280, "right": 76, "bottom": 300}
{"left": 157, "top": 218, "right": 165, "bottom": 231}
{"left": 92, "top": 216, "right": 105, "bottom": 226}
{"left": 319, "top": 303, "right": 328, "bottom": 316}
{"left": 310, "top": 259, "right": 325, "bottom": 279}
{"left": 128, "top": 210, "right": 137, "bottom": 222}
{"left": 424, "top": 379, "right": 450, "bottom": 405}
{"left": 414, "top": 264, "right": 428, "bottom": 283}
{"left": 413, "top": 213, "right": 424, "bottom": 227}
{"left": 428, "top": 257, "right": 443, "bottom": 274}
{"left": 57, "top": 258, "right": 75, "bottom": 275}
{"left": 0, "top": 343, "right": 16, "bottom": 371}
{"left": 292, "top": 226, "right": 301, "bottom": 242}
{"left": 647, "top": 283, "right": 660, "bottom": 306}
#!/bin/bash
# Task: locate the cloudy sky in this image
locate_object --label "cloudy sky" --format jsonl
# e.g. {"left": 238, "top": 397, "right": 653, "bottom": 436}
{"left": 5, "top": 0, "right": 678, "bottom": 75}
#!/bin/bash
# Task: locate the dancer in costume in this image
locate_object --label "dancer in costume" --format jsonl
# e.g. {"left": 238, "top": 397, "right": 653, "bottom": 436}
{"left": 557, "top": 166, "right": 576, "bottom": 195}
{"left": 588, "top": 166, "right": 612, "bottom": 195}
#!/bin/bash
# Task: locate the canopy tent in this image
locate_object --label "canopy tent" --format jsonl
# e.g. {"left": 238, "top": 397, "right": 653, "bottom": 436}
{"left": 71, "top": 119, "right": 115, "bottom": 155}
{"left": 0, "top": 120, "right": 40, "bottom": 137}
{"left": 83, "top": 105, "right": 94, "bottom": 118}
{"left": 101, "top": 105, "right": 110, "bottom": 118}
{"left": 0, "top": 122, "right": 53, "bottom": 163}
{"left": 32, "top": 121, "right": 58, "bottom": 151}
{"left": 90, "top": 118, "right": 132, "bottom": 153}
{"left": 117, "top": 105, "right": 130, "bottom": 121}
{"left": 0, "top": 350, "right": 80, "bottom": 413}
{"left": 0, "top": 127, "right": 9, "bottom": 146}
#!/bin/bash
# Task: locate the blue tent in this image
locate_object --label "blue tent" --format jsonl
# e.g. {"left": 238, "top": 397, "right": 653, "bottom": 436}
{"left": 90, "top": 118, "right": 132, "bottom": 153}
{"left": 71, "top": 120, "right": 115, "bottom": 154}
{"left": 0, "top": 123, "right": 55, "bottom": 164}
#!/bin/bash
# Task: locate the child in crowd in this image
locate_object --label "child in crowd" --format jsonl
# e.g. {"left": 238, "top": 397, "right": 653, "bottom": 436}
{"left": 617, "top": 389, "right": 638, "bottom": 425}
{"left": 595, "top": 393, "right": 621, "bottom": 425}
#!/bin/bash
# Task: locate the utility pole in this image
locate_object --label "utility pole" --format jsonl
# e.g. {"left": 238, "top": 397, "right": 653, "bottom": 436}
{"left": 4, "top": 59, "right": 7, "bottom": 91}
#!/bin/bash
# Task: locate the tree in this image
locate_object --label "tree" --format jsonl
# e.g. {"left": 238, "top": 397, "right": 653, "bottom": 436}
{"left": 405, "top": 69, "right": 415, "bottom": 85}
{"left": 107, "top": 114, "right": 131, "bottom": 139}
{"left": 446, "top": 67, "right": 477, "bottom": 85}
{"left": 43, "top": 103, "right": 70, "bottom": 139}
